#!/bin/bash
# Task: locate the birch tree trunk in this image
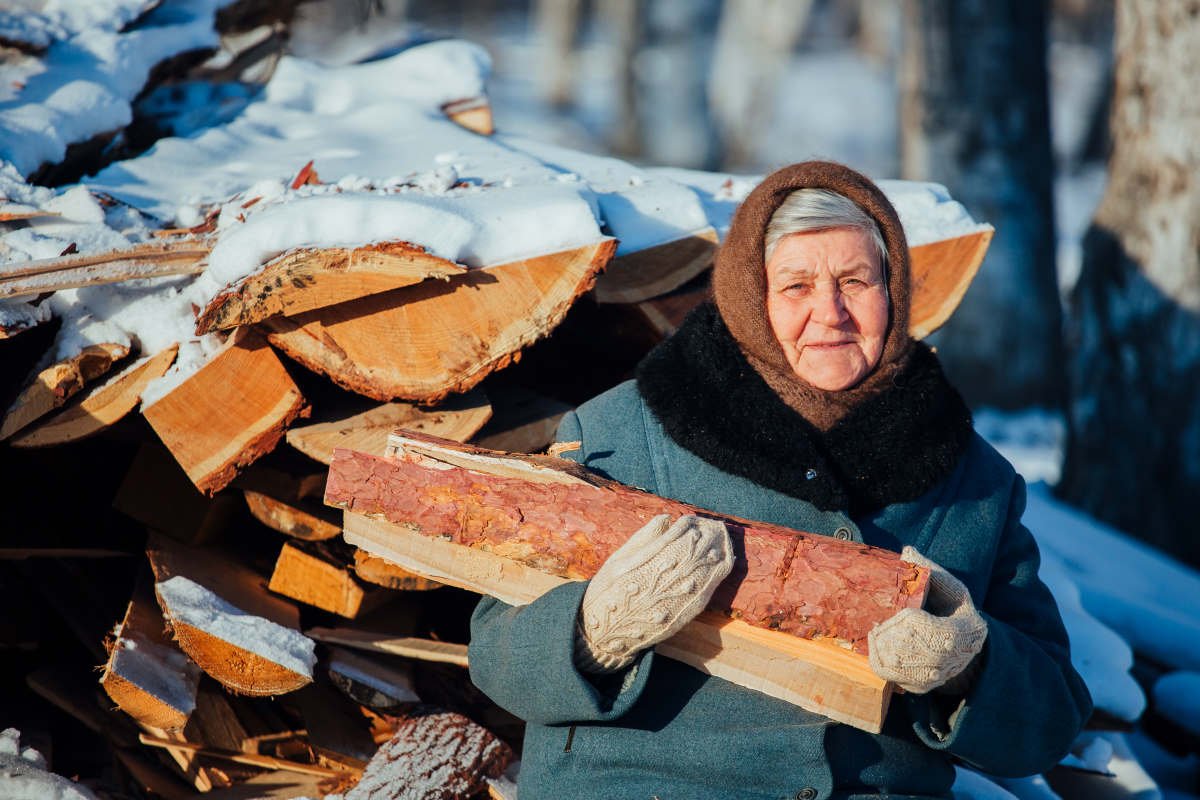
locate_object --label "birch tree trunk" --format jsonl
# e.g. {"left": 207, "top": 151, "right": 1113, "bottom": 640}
{"left": 900, "top": 0, "right": 1063, "bottom": 409}
{"left": 1058, "top": 0, "right": 1200, "bottom": 568}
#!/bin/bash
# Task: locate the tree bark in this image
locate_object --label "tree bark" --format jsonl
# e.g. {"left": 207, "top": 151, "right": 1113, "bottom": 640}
{"left": 1058, "top": 0, "right": 1200, "bottom": 568}
{"left": 900, "top": 0, "right": 1063, "bottom": 409}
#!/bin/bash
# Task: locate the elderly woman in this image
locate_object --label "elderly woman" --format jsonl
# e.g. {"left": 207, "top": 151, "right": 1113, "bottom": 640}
{"left": 468, "top": 161, "right": 1092, "bottom": 799}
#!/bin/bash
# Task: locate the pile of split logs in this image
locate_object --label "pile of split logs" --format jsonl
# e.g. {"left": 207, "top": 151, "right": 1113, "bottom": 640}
{"left": 0, "top": 199, "right": 991, "bottom": 797}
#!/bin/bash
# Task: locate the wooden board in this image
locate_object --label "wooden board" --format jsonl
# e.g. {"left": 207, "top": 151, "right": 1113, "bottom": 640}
{"left": 142, "top": 328, "right": 309, "bottom": 495}
{"left": 0, "top": 238, "right": 209, "bottom": 298}
{"left": 286, "top": 387, "right": 491, "bottom": 466}
{"left": 0, "top": 342, "right": 129, "bottom": 440}
{"left": 325, "top": 433, "right": 932, "bottom": 732}
{"left": 101, "top": 579, "right": 202, "bottom": 732}
{"left": 10, "top": 345, "right": 177, "bottom": 448}
{"left": 194, "top": 241, "right": 467, "bottom": 334}
{"left": 147, "top": 535, "right": 315, "bottom": 697}
{"left": 306, "top": 627, "right": 469, "bottom": 668}
{"left": 264, "top": 238, "right": 617, "bottom": 403}
{"left": 352, "top": 549, "right": 443, "bottom": 591}
{"left": 593, "top": 227, "right": 719, "bottom": 304}
{"left": 268, "top": 540, "right": 386, "bottom": 618}
{"left": 908, "top": 227, "right": 994, "bottom": 340}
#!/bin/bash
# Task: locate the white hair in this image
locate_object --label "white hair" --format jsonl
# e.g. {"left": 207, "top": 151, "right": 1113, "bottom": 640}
{"left": 763, "top": 188, "right": 888, "bottom": 277}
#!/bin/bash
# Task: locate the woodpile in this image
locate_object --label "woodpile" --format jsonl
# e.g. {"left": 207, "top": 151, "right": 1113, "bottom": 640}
{"left": 0, "top": 20, "right": 996, "bottom": 791}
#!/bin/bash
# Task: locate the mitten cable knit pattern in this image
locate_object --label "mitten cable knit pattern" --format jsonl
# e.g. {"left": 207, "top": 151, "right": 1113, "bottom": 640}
{"left": 868, "top": 546, "right": 988, "bottom": 695}
{"left": 574, "top": 514, "right": 734, "bottom": 674}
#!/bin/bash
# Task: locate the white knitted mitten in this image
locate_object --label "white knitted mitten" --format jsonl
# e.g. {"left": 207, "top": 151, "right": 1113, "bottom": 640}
{"left": 574, "top": 514, "right": 734, "bottom": 674}
{"left": 867, "top": 546, "right": 989, "bottom": 695}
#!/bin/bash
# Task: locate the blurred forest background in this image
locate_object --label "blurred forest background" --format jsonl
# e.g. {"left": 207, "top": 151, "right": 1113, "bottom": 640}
{"left": 273, "top": 0, "right": 1200, "bottom": 569}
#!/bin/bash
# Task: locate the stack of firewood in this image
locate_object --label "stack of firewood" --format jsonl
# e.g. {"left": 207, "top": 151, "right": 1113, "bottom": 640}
{"left": 0, "top": 13, "right": 995, "bottom": 793}
{"left": 0, "top": 186, "right": 989, "bottom": 797}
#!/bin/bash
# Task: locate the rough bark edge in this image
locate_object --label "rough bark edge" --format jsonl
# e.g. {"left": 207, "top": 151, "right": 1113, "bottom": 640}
{"left": 194, "top": 241, "right": 466, "bottom": 334}
{"left": 192, "top": 388, "right": 310, "bottom": 496}
{"left": 0, "top": 342, "right": 130, "bottom": 439}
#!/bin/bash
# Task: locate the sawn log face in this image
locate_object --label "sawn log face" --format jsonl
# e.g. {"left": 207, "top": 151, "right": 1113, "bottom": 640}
{"left": 324, "top": 438, "right": 928, "bottom": 655}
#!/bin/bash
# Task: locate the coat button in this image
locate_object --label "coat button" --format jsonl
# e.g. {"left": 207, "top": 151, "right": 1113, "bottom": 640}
{"left": 804, "top": 468, "right": 818, "bottom": 481}
{"left": 796, "top": 789, "right": 818, "bottom": 800}
{"left": 834, "top": 526, "right": 852, "bottom": 540}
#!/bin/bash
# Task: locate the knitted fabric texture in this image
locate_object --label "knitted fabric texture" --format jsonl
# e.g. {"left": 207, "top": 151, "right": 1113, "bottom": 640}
{"left": 574, "top": 514, "right": 734, "bottom": 674}
{"left": 867, "top": 546, "right": 988, "bottom": 695}
{"left": 712, "top": 160, "right": 916, "bottom": 430}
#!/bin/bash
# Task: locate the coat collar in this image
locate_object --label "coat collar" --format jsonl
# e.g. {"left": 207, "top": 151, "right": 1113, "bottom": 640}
{"left": 635, "top": 303, "right": 973, "bottom": 514}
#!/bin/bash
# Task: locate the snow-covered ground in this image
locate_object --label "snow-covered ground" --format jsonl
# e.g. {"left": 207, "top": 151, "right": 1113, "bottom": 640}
{"left": 1, "top": 3, "right": 1197, "bottom": 799}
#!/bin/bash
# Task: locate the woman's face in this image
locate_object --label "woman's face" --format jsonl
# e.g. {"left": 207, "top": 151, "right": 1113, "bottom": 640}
{"left": 765, "top": 228, "right": 890, "bottom": 391}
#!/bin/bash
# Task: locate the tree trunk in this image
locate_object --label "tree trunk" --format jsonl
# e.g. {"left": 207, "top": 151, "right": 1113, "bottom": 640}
{"left": 1058, "top": 0, "right": 1200, "bottom": 568}
{"left": 900, "top": 0, "right": 1063, "bottom": 409}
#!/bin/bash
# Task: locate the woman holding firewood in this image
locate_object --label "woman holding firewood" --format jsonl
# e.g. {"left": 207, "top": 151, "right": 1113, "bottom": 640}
{"left": 468, "top": 161, "right": 1092, "bottom": 799}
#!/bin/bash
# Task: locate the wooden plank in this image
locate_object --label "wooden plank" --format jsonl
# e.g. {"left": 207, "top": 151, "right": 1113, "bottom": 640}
{"left": 147, "top": 535, "right": 316, "bottom": 697}
{"left": 264, "top": 238, "right": 617, "bottom": 403}
{"left": 138, "top": 735, "right": 343, "bottom": 778}
{"left": 352, "top": 549, "right": 443, "bottom": 591}
{"left": 194, "top": 241, "right": 468, "bottom": 334}
{"left": 325, "top": 432, "right": 932, "bottom": 733}
{"left": 268, "top": 540, "right": 387, "bottom": 618}
{"left": 908, "top": 227, "right": 994, "bottom": 340}
{"left": 10, "top": 345, "right": 177, "bottom": 447}
{"left": 593, "top": 227, "right": 719, "bottom": 304}
{"left": 306, "top": 627, "right": 469, "bottom": 668}
{"left": 0, "top": 342, "right": 129, "bottom": 440}
{"left": 142, "top": 328, "right": 309, "bottom": 495}
{"left": 286, "top": 387, "right": 491, "bottom": 466}
{"left": 101, "top": 578, "right": 202, "bottom": 732}
{"left": 0, "top": 238, "right": 210, "bottom": 298}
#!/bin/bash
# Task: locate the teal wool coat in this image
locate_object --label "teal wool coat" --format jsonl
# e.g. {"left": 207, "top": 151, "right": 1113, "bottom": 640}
{"left": 468, "top": 308, "right": 1092, "bottom": 800}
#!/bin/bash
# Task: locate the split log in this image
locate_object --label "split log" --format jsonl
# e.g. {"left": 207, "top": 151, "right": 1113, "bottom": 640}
{"left": 268, "top": 540, "right": 387, "bottom": 619}
{"left": 142, "top": 328, "right": 309, "bottom": 495}
{"left": 470, "top": 385, "right": 571, "bottom": 455}
{"left": 0, "top": 238, "right": 210, "bottom": 298}
{"left": 907, "top": 227, "right": 995, "bottom": 339}
{"left": 286, "top": 388, "right": 491, "bottom": 466}
{"left": 442, "top": 96, "right": 495, "bottom": 136}
{"left": 592, "top": 227, "right": 719, "bottom": 304}
{"left": 147, "top": 535, "right": 316, "bottom": 696}
{"left": 114, "top": 444, "right": 241, "bottom": 546}
{"left": 245, "top": 490, "right": 341, "bottom": 541}
{"left": 194, "top": 242, "right": 467, "bottom": 334}
{"left": 0, "top": 342, "right": 129, "bottom": 440}
{"left": 344, "top": 708, "right": 512, "bottom": 800}
{"left": 10, "top": 345, "right": 177, "bottom": 448}
{"left": 306, "top": 628, "right": 469, "bottom": 669}
{"left": 326, "top": 432, "right": 932, "bottom": 732}
{"left": 264, "top": 239, "right": 617, "bottom": 403}
{"left": 101, "top": 579, "right": 202, "bottom": 732}
{"left": 327, "top": 646, "right": 421, "bottom": 711}
{"left": 352, "top": 549, "right": 443, "bottom": 591}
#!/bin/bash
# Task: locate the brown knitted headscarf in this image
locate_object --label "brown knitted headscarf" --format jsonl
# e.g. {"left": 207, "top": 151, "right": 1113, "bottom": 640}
{"left": 713, "top": 161, "right": 915, "bottom": 430}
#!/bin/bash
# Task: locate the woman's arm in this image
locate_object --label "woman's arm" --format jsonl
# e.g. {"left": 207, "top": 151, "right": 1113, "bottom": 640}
{"left": 906, "top": 476, "right": 1094, "bottom": 777}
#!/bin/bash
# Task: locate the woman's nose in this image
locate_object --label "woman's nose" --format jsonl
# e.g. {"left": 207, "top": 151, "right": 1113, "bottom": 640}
{"left": 811, "top": 283, "right": 849, "bottom": 324}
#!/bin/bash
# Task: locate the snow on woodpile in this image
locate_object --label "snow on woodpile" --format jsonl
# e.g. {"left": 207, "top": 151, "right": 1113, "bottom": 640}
{"left": 154, "top": 575, "right": 317, "bottom": 679}
{"left": 0, "top": 0, "right": 239, "bottom": 179}
{"left": 0, "top": 728, "right": 98, "bottom": 800}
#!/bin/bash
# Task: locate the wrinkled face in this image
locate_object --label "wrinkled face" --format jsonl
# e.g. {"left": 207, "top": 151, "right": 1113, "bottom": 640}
{"left": 765, "top": 228, "right": 890, "bottom": 391}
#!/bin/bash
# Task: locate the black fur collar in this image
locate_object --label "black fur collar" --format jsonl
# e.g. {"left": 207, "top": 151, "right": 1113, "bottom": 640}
{"left": 635, "top": 303, "right": 973, "bottom": 514}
